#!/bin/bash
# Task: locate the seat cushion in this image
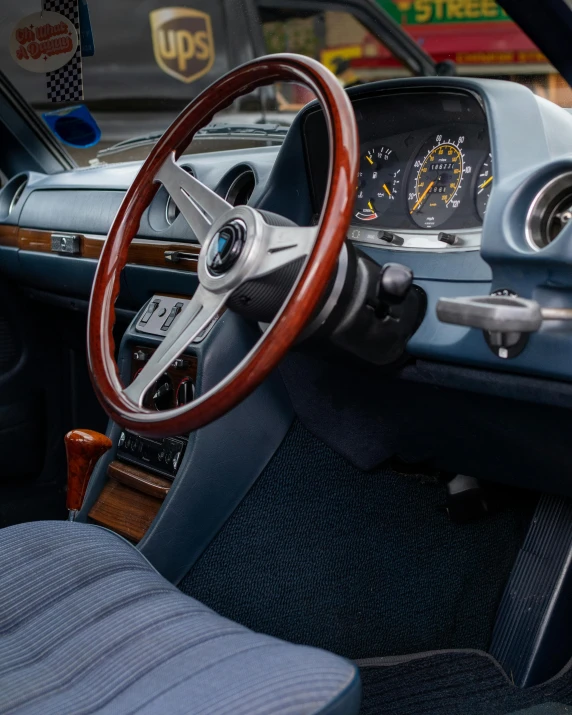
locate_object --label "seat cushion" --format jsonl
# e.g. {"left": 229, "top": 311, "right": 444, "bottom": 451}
{"left": 0, "top": 521, "right": 360, "bottom": 715}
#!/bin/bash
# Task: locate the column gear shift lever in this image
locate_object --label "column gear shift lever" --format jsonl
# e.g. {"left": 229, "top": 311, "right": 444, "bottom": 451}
{"left": 65, "top": 429, "right": 112, "bottom": 521}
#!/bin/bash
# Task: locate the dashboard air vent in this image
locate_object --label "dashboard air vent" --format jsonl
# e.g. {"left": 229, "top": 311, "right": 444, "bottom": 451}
{"left": 526, "top": 172, "right": 572, "bottom": 250}
{"left": 0, "top": 174, "right": 28, "bottom": 220}
{"left": 165, "top": 165, "right": 194, "bottom": 225}
{"left": 224, "top": 168, "right": 256, "bottom": 207}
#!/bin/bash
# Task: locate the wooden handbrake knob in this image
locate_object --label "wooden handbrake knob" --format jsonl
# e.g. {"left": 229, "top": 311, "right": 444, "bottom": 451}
{"left": 65, "top": 429, "right": 112, "bottom": 519}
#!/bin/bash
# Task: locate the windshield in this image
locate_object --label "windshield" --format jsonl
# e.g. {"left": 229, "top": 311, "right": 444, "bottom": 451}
{"left": 1, "top": 0, "right": 569, "bottom": 168}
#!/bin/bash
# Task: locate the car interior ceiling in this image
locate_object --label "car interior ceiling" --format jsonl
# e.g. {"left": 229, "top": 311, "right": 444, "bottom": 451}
{"left": 5, "top": 2, "right": 572, "bottom": 714}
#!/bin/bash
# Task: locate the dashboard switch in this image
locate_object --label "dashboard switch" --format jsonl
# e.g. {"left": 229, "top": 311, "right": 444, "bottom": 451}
{"left": 140, "top": 300, "right": 160, "bottom": 325}
{"left": 377, "top": 230, "right": 404, "bottom": 246}
{"left": 438, "top": 232, "right": 461, "bottom": 246}
{"left": 161, "top": 302, "right": 185, "bottom": 331}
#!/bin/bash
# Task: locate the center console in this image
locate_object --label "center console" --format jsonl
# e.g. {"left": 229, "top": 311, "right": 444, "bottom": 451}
{"left": 87, "top": 295, "right": 206, "bottom": 542}
{"left": 114, "top": 345, "right": 198, "bottom": 479}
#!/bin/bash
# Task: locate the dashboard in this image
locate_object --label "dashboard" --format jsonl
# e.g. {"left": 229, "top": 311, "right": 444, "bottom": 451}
{"left": 304, "top": 90, "right": 491, "bottom": 250}
{"left": 3, "top": 76, "right": 572, "bottom": 391}
{"left": 4, "top": 75, "right": 572, "bottom": 508}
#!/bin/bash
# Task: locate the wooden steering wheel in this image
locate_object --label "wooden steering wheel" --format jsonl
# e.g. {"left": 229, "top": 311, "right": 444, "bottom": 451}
{"left": 87, "top": 54, "right": 359, "bottom": 437}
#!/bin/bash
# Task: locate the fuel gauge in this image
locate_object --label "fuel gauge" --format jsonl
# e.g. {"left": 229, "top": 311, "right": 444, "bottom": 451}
{"left": 355, "top": 146, "right": 401, "bottom": 223}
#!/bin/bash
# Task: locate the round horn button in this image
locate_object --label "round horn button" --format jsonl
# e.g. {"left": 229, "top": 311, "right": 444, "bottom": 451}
{"left": 206, "top": 219, "right": 247, "bottom": 276}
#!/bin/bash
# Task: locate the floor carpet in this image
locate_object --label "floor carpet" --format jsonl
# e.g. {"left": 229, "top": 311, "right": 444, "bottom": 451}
{"left": 180, "top": 421, "right": 535, "bottom": 659}
{"left": 358, "top": 650, "right": 572, "bottom": 715}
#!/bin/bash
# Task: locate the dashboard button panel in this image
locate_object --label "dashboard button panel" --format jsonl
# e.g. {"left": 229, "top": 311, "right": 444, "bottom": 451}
{"left": 136, "top": 295, "right": 189, "bottom": 336}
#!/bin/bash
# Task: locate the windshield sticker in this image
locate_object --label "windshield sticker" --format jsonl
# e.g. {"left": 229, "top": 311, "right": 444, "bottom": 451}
{"left": 150, "top": 8, "right": 215, "bottom": 84}
{"left": 9, "top": 11, "right": 78, "bottom": 73}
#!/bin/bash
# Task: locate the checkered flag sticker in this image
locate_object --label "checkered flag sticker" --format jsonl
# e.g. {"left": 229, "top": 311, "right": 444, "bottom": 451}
{"left": 43, "top": 0, "right": 83, "bottom": 102}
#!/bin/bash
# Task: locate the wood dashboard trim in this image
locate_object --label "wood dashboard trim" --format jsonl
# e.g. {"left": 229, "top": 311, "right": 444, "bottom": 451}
{"left": 0, "top": 225, "right": 19, "bottom": 248}
{"left": 0, "top": 226, "right": 199, "bottom": 271}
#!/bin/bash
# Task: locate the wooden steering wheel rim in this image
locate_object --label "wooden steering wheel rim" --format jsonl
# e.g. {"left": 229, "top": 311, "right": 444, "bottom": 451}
{"left": 87, "top": 54, "right": 359, "bottom": 437}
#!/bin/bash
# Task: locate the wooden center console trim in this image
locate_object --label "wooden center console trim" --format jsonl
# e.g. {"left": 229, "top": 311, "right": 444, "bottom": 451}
{"left": 88, "top": 478, "right": 164, "bottom": 543}
{"left": 88, "top": 459, "right": 172, "bottom": 542}
{"left": 0, "top": 225, "right": 199, "bottom": 271}
{"left": 108, "top": 460, "right": 171, "bottom": 499}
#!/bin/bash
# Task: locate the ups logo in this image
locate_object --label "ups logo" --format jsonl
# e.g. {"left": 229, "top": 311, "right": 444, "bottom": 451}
{"left": 150, "top": 7, "right": 215, "bottom": 84}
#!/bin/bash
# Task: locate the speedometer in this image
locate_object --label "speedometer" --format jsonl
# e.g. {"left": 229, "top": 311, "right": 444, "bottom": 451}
{"left": 407, "top": 134, "right": 470, "bottom": 229}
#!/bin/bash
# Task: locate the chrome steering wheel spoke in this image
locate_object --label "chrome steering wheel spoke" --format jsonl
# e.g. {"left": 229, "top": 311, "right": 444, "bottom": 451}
{"left": 155, "top": 153, "right": 231, "bottom": 244}
{"left": 124, "top": 285, "right": 227, "bottom": 408}
{"left": 251, "top": 223, "right": 318, "bottom": 280}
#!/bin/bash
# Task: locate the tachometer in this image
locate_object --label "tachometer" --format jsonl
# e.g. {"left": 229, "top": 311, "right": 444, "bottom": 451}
{"left": 354, "top": 146, "right": 401, "bottom": 223}
{"left": 407, "top": 134, "right": 469, "bottom": 229}
{"left": 476, "top": 153, "right": 493, "bottom": 221}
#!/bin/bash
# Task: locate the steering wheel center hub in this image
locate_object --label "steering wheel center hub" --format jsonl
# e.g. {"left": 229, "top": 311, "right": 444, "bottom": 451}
{"left": 206, "top": 219, "right": 247, "bottom": 276}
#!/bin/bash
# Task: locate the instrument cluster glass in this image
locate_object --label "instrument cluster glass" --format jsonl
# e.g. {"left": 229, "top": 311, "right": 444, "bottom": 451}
{"left": 304, "top": 90, "right": 492, "bottom": 236}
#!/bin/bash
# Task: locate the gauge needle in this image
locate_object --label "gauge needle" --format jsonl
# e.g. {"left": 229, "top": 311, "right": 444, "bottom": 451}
{"left": 479, "top": 176, "right": 493, "bottom": 190}
{"left": 383, "top": 184, "right": 391, "bottom": 197}
{"left": 368, "top": 200, "right": 375, "bottom": 212}
{"left": 410, "top": 181, "right": 435, "bottom": 214}
{"left": 366, "top": 155, "right": 374, "bottom": 165}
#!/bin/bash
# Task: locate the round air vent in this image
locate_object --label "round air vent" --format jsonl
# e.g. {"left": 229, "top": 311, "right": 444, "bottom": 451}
{"left": 526, "top": 172, "right": 572, "bottom": 250}
{"left": 225, "top": 169, "right": 256, "bottom": 206}
{"left": 0, "top": 174, "right": 28, "bottom": 220}
{"left": 165, "top": 165, "right": 195, "bottom": 226}
{"left": 218, "top": 166, "right": 256, "bottom": 207}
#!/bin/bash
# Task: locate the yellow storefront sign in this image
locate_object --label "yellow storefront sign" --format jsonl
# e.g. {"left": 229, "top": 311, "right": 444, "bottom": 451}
{"left": 380, "top": 0, "right": 509, "bottom": 24}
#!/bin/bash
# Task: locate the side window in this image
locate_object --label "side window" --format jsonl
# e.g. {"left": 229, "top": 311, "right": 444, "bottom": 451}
{"left": 258, "top": 7, "right": 410, "bottom": 110}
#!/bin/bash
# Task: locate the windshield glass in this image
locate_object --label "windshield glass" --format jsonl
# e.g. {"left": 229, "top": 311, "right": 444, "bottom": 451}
{"left": 0, "top": 0, "right": 569, "bottom": 168}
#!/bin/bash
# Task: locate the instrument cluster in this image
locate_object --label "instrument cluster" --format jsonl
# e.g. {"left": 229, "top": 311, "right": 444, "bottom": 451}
{"left": 354, "top": 129, "right": 491, "bottom": 232}
{"left": 304, "top": 89, "right": 492, "bottom": 247}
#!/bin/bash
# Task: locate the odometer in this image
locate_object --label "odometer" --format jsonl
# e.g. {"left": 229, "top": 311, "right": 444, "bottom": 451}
{"left": 407, "top": 134, "right": 470, "bottom": 229}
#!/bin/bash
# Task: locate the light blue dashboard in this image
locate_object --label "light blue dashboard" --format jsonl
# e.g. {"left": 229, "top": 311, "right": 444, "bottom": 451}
{"left": 2, "top": 76, "right": 572, "bottom": 383}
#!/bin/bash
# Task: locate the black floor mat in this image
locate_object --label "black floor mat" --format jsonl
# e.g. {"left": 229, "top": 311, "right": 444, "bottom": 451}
{"left": 358, "top": 650, "right": 572, "bottom": 715}
{"left": 180, "top": 421, "right": 535, "bottom": 659}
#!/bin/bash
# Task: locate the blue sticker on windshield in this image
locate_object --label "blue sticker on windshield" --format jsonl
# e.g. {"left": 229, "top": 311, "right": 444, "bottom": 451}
{"left": 79, "top": 0, "right": 95, "bottom": 57}
{"left": 42, "top": 105, "right": 101, "bottom": 148}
